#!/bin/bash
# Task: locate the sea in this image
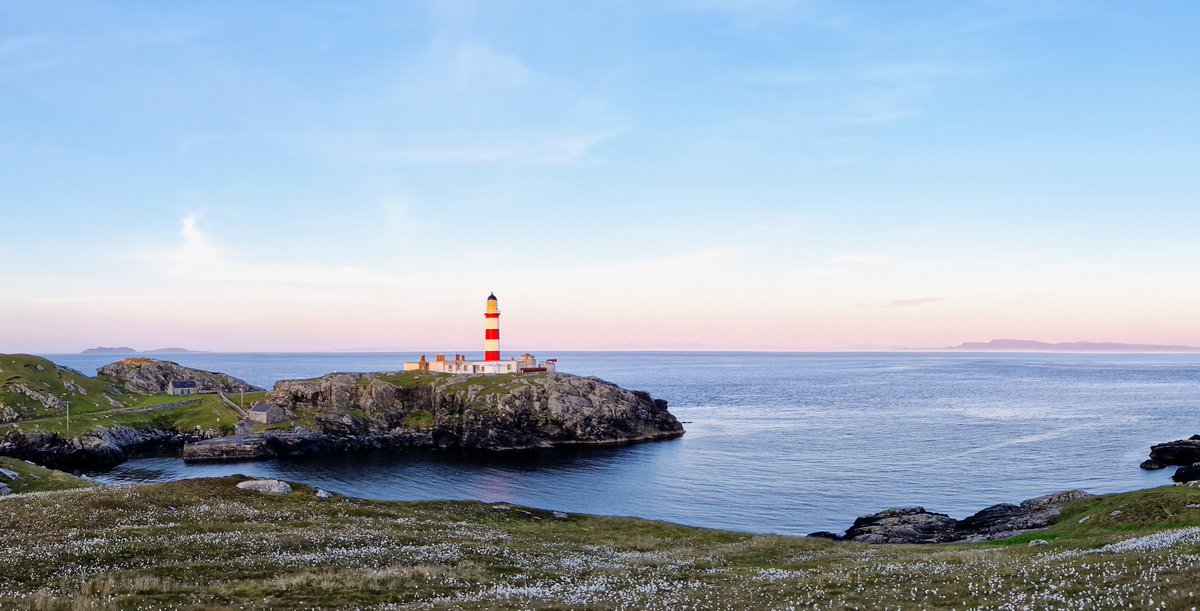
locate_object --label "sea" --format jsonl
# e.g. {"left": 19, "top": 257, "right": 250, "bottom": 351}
{"left": 41, "top": 351, "right": 1200, "bottom": 536}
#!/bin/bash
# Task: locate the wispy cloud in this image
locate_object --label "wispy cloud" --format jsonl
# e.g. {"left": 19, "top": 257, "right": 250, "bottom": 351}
{"left": 860, "top": 296, "right": 947, "bottom": 308}
{"left": 454, "top": 43, "right": 532, "bottom": 89}
{"left": 830, "top": 253, "right": 892, "bottom": 265}
{"left": 358, "top": 129, "right": 626, "bottom": 166}
{"left": 147, "top": 215, "right": 383, "bottom": 285}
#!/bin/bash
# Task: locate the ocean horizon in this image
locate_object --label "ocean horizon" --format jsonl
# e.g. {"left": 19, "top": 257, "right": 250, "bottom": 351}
{"left": 40, "top": 350, "right": 1198, "bottom": 535}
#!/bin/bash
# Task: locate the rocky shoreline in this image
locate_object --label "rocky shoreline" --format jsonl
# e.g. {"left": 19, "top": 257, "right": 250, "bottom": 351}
{"left": 182, "top": 428, "right": 684, "bottom": 462}
{"left": 811, "top": 490, "right": 1093, "bottom": 544}
{"left": 1, "top": 426, "right": 219, "bottom": 470}
{"left": 1, "top": 355, "right": 686, "bottom": 469}
{"left": 183, "top": 370, "right": 684, "bottom": 462}
{"left": 1140, "top": 434, "right": 1200, "bottom": 483}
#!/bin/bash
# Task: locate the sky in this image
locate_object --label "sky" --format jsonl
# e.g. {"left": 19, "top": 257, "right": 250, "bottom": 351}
{"left": 2, "top": 0, "right": 1199, "bottom": 352}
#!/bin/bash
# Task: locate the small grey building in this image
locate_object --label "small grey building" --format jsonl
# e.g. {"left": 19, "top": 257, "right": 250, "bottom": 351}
{"left": 167, "top": 380, "right": 199, "bottom": 396}
{"left": 248, "top": 402, "right": 288, "bottom": 424}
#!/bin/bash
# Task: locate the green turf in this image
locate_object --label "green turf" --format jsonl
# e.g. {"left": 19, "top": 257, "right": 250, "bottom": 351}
{"left": 1, "top": 479, "right": 1198, "bottom": 609}
{"left": 0, "top": 456, "right": 96, "bottom": 494}
{"left": 0, "top": 354, "right": 134, "bottom": 421}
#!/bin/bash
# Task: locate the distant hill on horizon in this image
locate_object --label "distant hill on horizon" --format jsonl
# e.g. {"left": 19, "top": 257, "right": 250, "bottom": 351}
{"left": 948, "top": 339, "right": 1200, "bottom": 353}
{"left": 81, "top": 347, "right": 206, "bottom": 355}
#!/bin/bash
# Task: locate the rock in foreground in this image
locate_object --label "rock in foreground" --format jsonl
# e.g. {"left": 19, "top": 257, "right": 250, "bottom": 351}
{"left": 235, "top": 479, "right": 292, "bottom": 496}
{"left": 839, "top": 490, "right": 1093, "bottom": 544}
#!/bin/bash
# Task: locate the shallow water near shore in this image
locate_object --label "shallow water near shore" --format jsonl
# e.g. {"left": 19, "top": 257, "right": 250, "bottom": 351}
{"left": 44, "top": 351, "right": 1200, "bottom": 535}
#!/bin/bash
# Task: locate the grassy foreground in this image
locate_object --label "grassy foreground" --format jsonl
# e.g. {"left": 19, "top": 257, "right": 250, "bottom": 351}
{"left": 2, "top": 478, "right": 1200, "bottom": 609}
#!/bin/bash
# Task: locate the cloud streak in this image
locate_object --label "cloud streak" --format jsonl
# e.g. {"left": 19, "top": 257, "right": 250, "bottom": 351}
{"left": 861, "top": 297, "right": 947, "bottom": 308}
{"left": 150, "top": 215, "right": 384, "bottom": 286}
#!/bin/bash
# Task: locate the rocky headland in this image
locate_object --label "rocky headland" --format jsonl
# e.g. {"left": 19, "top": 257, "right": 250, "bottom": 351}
{"left": 184, "top": 371, "right": 684, "bottom": 461}
{"left": 97, "top": 358, "right": 260, "bottom": 394}
{"left": 1, "top": 355, "right": 256, "bottom": 469}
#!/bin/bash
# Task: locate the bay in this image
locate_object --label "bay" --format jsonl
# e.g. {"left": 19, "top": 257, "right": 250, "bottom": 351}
{"left": 43, "top": 351, "right": 1199, "bottom": 535}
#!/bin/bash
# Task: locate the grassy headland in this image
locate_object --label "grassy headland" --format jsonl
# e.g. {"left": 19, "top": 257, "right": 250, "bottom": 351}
{"left": 1, "top": 478, "right": 1199, "bottom": 609}
{"left": 0, "top": 354, "right": 244, "bottom": 437}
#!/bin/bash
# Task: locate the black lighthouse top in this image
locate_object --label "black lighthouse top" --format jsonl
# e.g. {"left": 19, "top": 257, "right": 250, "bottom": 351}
{"left": 487, "top": 292, "right": 497, "bottom": 301}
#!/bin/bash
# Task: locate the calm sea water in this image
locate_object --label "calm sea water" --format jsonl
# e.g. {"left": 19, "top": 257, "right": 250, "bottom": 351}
{"left": 42, "top": 351, "right": 1200, "bottom": 535}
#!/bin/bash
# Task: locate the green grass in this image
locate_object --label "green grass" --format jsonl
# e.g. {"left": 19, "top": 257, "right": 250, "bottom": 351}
{"left": 440, "top": 372, "right": 547, "bottom": 396}
{"left": 402, "top": 410, "right": 435, "bottom": 429}
{"left": 2, "top": 394, "right": 242, "bottom": 436}
{"left": 0, "top": 354, "right": 135, "bottom": 421}
{"left": 1, "top": 479, "right": 1199, "bottom": 609}
{"left": 375, "top": 370, "right": 452, "bottom": 388}
{"left": 0, "top": 355, "right": 245, "bottom": 437}
{"left": 0, "top": 456, "right": 96, "bottom": 494}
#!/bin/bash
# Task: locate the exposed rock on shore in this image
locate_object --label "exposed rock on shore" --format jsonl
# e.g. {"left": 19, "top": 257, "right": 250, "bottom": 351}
{"left": 98, "top": 359, "right": 260, "bottom": 394}
{"left": 1147, "top": 435, "right": 1200, "bottom": 466}
{"left": 1144, "top": 435, "right": 1200, "bottom": 484}
{"left": 1174, "top": 466, "right": 1200, "bottom": 484}
{"left": 1, "top": 425, "right": 216, "bottom": 470}
{"left": 828, "top": 490, "right": 1093, "bottom": 544}
{"left": 184, "top": 371, "right": 684, "bottom": 461}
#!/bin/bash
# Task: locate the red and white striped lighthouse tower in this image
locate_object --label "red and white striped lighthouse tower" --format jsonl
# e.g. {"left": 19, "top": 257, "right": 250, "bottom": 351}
{"left": 484, "top": 292, "right": 501, "bottom": 362}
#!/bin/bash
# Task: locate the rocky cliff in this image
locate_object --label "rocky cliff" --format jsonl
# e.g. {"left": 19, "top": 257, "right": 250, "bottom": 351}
{"left": 1, "top": 425, "right": 218, "bottom": 470}
{"left": 185, "top": 371, "right": 683, "bottom": 461}
{"left": 98, "top": 358, "right": 261, "bottom": 394}
{"left": 269, "top": 371, "right": 682, "bottom": 449}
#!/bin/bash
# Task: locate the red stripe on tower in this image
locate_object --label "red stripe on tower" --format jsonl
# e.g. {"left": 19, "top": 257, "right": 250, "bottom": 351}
{"left": 484, "top": 292, "right": 501, "bottom": 361}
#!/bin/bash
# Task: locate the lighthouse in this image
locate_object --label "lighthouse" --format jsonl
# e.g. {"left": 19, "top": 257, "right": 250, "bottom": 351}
{"left": 484, "top": 292, "right": 501, "bottom": 361}
{"left": 402, "top": 293, "right": 555, "bottom": 374}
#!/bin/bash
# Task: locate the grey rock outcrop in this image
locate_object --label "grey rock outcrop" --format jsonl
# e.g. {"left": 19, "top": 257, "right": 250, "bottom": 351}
{"left": 839, "top": 490, "right": 1093, "bottom": 544}
{"left": 1173, "top": 465, "right": 1200, "bottom": 483}
{"left": 9, "top": 384, "right": 67, "bottom": 411}
{"left": 1148, "top": 435, "right": 1200, "bottom": 467}
{"left": 844, "top": 507, "right": 960, "bottom": 544}
{"left": 1, "top": 425, "right": 217, "bottom": 470}
{"left": 236, "top": 479, "right": 292, "bottom": 496}
{"left": 98, "top": 359, "right": 260, "bottom": 395}
{"left": 184, "top": 371, "right": 683, "bottom": 462}
{"left": 264, "top": 371, "right": 684, "bottom": 450}
{"left": 955, "top": 490, "right": 1092, "bottom": 542}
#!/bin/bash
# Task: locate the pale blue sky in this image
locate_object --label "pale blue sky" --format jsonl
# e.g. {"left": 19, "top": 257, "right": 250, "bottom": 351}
{"left": 2, "top": 1, "right": 1199, "bottom": 352}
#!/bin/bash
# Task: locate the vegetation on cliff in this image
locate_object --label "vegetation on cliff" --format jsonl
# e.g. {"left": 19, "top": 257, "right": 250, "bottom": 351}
{"left": 0, "top": 355, "right": 245, "bottom": 436}
{"left": 261, "top": 370, "right": 685, "bottom": 450}
{"left": 0, "top": 355, "right": 248, "bottom": 468}
{"left": 1, "top": 478, "right": 1199, "bottom": 608}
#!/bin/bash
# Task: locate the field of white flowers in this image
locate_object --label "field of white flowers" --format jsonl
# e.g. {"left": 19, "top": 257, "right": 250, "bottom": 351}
{"left": 1, "top": 477, "right": 1199, "bottom": 609}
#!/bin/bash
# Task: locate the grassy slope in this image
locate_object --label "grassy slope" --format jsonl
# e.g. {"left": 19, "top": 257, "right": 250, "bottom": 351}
{"left": 1, "top": 479, "right": 1199, "bottom": 609}
{"left": 0, "top": 355, "right": 243, "bottom": 436}
{"left": 0, "top": 457, "right": 96, "bottom": 494}
{"left": 0, "top": 354, "right": 128, "bottom": 419}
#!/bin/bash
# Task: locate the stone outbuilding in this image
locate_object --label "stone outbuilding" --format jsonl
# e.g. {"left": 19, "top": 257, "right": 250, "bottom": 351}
{"left": 247, "top": 402, "right": 288, "bottom": 424}
{"left": 167, "top": 380, "right": 199, "bottom": 396}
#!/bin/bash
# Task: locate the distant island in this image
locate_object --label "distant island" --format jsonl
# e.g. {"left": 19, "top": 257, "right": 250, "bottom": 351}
{"left": 81, "top": 347, "right": 206, "bottom": 354}
{"left": 948, "top": 339, "right": 1200, "bottom": 353}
